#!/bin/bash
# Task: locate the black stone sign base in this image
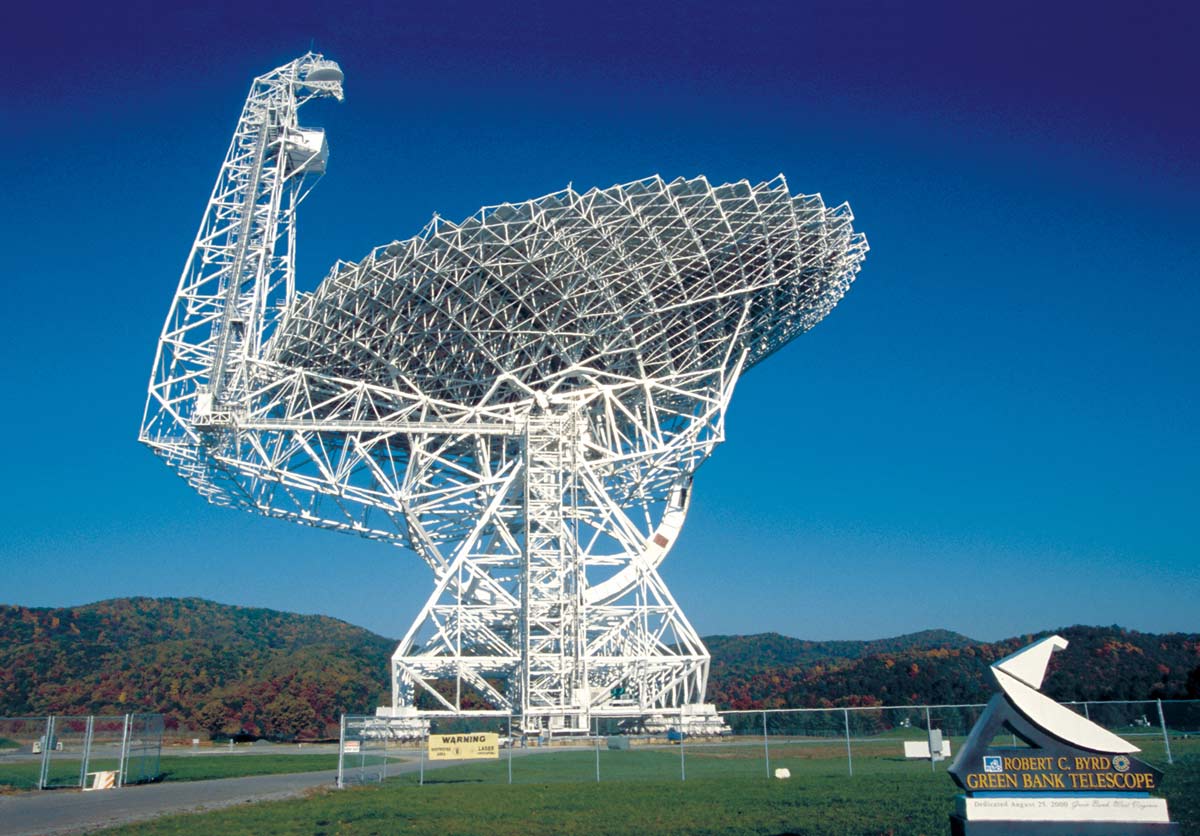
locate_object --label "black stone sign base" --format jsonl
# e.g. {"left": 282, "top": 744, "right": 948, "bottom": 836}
{"left": 950, "top": 815, "right": 1180, "bottom": 835}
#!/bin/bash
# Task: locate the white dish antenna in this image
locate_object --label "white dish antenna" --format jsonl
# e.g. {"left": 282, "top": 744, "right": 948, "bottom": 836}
{"left": 140, "top": 54, "right": 868, "bottom": 735}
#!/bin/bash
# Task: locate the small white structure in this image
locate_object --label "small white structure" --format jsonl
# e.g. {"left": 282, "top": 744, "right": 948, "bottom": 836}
{"left": 83, "top": 771, "right": 118, "bottom": 791}
{"left": 904, "top": 739, "right": 951, "bottom": 759}
{"left": 774, "top": 768, "right": 791, "bottom": 779}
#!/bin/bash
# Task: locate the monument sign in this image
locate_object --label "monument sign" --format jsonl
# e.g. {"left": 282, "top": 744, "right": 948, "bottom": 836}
{"left": 948, "top": 636, "right": 1179, "bottom": 834}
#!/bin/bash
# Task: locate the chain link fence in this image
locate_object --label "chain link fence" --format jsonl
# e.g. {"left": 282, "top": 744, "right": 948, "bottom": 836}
{"left": 339, "top": 699, "right": 1198, "bottom": 788}
{"left": 124, "top": 713, "right": 165, "bottom": 785}
{"left": 0, "top": 714, "right": 164, "bottom": 790}
{"left": 337, "top": 715, "right": 412, "bottom": 786}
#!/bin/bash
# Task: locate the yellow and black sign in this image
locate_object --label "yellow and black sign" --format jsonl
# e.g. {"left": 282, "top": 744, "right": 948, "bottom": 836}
{"left": 428, "top": 733, "right": 499, "bottom": 760}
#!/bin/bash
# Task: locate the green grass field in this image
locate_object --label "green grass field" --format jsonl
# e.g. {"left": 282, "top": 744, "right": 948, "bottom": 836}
{"left": 92, "top": 741, "right": 1200, "bottom": 836}
{"left": 0, "top": 753, "right": 344, "bottom": 790}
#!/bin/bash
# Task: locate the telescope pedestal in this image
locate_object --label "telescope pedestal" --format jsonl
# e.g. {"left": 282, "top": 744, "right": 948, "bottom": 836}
{"left": 386, "top": 398, "right": 731, "bottom": 737}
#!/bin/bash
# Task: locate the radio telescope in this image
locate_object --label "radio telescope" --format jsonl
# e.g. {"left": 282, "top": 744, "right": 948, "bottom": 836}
{"left": 140, "top": 54, "right": 868, "bottom": 736}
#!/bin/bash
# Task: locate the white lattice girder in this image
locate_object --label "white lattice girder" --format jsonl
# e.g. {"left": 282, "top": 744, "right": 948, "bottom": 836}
{"left": 270, "top": 175, "right": 866, "bottom": 409}
{"left": 139, "top": 55, "right": 868, "bottom": 734}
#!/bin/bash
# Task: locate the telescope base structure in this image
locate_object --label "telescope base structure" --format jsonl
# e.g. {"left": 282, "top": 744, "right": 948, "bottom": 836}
{"left": 373, "top": 703, "right": 729, "bottom": 739}
{"left": 378, "top": 404, "right": 734, "bottom": 740}
{"left": 633, "top": 703, "right": 730, "bottom": 736}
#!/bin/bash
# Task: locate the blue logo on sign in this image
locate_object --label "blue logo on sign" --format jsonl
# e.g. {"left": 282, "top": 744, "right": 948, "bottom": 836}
{"left": 982, "top": 756, "right": 1003, "bottom": 773}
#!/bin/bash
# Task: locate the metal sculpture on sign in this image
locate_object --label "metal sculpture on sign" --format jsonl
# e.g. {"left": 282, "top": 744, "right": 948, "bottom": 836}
{"left": 949, "top": 636, "right": 1179, "bottom": 834}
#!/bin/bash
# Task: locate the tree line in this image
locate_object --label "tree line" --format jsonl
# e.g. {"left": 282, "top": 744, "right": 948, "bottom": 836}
{"left": 2, "top": 599, "right": 1196, "bottom": 739}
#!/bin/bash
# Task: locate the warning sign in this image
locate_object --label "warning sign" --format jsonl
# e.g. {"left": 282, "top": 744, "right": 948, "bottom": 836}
{"left": 428, "top": 733, "right": 499, "bottom": 760}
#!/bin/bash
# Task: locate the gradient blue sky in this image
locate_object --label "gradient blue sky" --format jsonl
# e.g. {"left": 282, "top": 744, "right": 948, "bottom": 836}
{"left": 2, "top": 1, "right": 1196, "bottom": 642}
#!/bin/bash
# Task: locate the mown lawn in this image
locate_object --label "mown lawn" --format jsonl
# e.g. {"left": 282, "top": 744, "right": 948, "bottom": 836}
{"left": 160, "top": 753, "right": 346, "bottom": 781}
{"left": 0, "top": 753, "right": 344, "bottom": 790}
{"left": 95, "top": 747, "right": 1200, "bottom": 836}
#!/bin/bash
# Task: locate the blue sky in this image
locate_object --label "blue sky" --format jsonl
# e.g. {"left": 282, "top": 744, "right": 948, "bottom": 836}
{"left": 1, "top": 1, "right": 1196, "bottom": 642}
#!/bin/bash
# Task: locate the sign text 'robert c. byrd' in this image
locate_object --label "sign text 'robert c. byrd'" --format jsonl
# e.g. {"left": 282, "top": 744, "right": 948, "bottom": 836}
{"left": 961, "top": 752, "right": 1158, "bottom": 792}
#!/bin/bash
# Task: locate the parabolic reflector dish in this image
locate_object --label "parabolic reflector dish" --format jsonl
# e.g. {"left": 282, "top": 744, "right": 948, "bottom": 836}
{"left": 272, "top": 174, "right": 863, "bottom": 408}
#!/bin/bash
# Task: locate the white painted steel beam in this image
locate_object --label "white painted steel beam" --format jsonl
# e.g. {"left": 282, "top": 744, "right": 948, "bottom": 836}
{"left": 140, "top": 54, "right": 868, "bottom": 736}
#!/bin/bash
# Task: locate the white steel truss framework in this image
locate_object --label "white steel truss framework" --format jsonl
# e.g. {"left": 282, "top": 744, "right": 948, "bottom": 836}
{"left": 140, "top": 55, "right": 869, "bottom": 735}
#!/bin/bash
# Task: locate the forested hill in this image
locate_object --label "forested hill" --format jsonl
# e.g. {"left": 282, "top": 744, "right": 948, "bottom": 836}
{"left": 707, "top": 625, "right": 1200, "bottom": 710}
{"left": 1, "top": 598, "right": 1197, "bottom": 738}
{"left": 0, "top": 598, "right": 393, "bottom": 739}
{"left": 705, "top": 629, "right": 975, "bottom": 671}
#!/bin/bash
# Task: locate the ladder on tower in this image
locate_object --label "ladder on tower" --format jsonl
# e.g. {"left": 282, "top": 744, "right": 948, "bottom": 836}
{"left": 521, "top": 409, "right": 585, "bottom": 733}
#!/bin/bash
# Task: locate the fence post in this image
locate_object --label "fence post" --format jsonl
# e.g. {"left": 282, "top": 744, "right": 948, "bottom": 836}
{"left": 680, "top": 721, "right": 686, "bottom": 782}
{"left": 381, "top": 723, "right": 389, "bottom": 782}
{"left": 843, "top": 708, "right": 853, "bottom": 777}
{"left": 419, "top": 731, "right": 425, "bottom": 786}
{"left": 594, "top": 717, "right": 600, "bottom": 783}
{"left": 38, "top": 715, "right": 54, "bottom": 790}
{"left": 1156, "top": 699, "right": 1173, "bottom": 765}
{"left": 762, "top": 710, "right": 770, "bottom": 779}
{"left": 507, "top": 714, "right": 513, "bottom": 784}
{"left": 925, "top": 705, "right": 935, "bottom": 772}
{"left": 79, "top": 715, "right": 95, "bottom": 789}
{"left": 117, "top": 713, "right": 131, "bottom": 788}
{"left": 336, "top": 715, "right": 345, "bottom": 789}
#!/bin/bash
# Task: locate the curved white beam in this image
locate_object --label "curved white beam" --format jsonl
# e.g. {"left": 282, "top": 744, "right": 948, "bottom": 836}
{"left": 584, "top": 486, "right": 688, "bottom": 607}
